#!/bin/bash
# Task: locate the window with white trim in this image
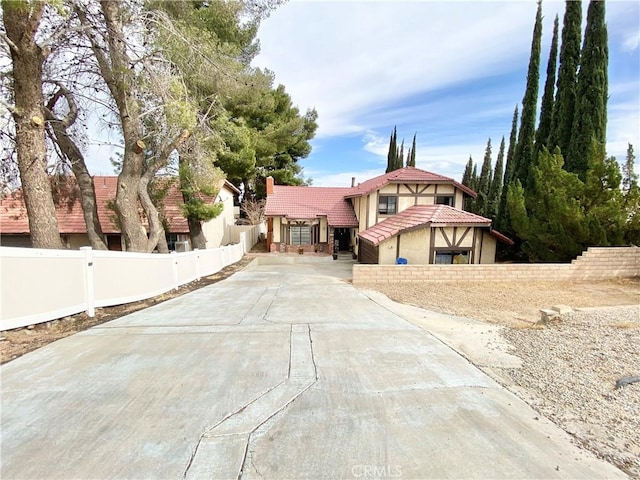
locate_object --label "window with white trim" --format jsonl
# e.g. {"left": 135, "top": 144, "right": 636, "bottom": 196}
{"left": 290, "top": 225, "right": 311, "bottom": 245}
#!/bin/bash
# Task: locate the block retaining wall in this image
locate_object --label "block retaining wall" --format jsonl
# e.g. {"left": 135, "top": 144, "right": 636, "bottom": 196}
{"left": 352, "top": 247, "right": 640, "bottom": 285}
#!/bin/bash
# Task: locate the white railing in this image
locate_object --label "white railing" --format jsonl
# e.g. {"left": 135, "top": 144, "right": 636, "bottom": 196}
{"left": 0, "top": 225, "right": 261, "bottom": 331}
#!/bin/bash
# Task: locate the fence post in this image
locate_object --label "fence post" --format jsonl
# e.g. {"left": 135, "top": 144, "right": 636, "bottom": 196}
{"left": 81, "top": 247, "right": 95, "bottom": 317}
{"left": 194, "top": 248, "right": 200, "bottom": 280}
{"left": 172, "top": 251, "right": 179, "bottom": 289}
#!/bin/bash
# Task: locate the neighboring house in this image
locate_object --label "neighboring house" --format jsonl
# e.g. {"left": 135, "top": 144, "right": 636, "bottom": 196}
{"left": 0, "top": 176, "right": 240, "bottom": 251}
{"left": 264, "top": 166, "right": 512, "bottom": 264}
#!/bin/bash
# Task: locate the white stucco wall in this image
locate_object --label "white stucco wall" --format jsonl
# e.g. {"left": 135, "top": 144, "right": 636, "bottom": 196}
{"left": 202, "top": 186, "right": 237, "bottom": 248}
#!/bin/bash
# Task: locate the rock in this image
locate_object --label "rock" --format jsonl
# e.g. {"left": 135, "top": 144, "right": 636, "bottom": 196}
{"left": 552, "top": 305, "right": 572, "bottom": 315}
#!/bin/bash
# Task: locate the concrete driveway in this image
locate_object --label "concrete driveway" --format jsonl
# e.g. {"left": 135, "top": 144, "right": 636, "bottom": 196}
{"left": 1, "top": 258, "right": 626, "bottom": 479}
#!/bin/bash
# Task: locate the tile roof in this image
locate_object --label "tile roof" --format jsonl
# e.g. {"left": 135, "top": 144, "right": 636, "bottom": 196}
{"left": 358, "top": 205, "right": 491, "bottom": 246}
{"left": 265, "top": 185, "right": 359, "bottom": 227}
{"left": 0, "top": 176, "right": 233, "bottom": 235}
{"left": 346, "top": 166, "right": 477, "bottom": 198}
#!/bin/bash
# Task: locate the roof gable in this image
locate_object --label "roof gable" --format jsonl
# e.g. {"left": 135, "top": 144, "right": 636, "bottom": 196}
{"left": 346, "top": 166, "right": 476, "bottom": 198}
{"left": 358, "top": 205, "right": 491, "bottom": 246}
{"left": 264, "top": 185, "right": 358, "bottom": 227}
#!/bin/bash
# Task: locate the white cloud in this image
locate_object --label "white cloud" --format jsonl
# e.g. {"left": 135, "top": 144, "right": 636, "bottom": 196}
{"left": 622, "top": 31, "right": 640, "bottom": 52}
{"left": 254, "top": 1, "right": 564, "bottom": 139}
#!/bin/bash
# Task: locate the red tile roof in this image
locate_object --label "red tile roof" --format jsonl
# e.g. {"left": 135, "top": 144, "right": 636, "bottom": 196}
{"left": 346, "top": 166, "right": 476, "bottom": 198}
{"left": 265, "top": 185, "right": 359, "bottom": 227}
{"left": 358, "top": 205, "right": 491, "bottom": 246}
{"left": 0, "top": 176, "right": 234, "bottom": 235}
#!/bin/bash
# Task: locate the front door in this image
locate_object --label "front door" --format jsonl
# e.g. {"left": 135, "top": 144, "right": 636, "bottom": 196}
{"left": 334, "top": 228, "right": 351, "bottom": 251}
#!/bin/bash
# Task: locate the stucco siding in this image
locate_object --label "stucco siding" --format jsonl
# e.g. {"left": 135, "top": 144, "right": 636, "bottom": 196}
{"left": 397, "top": 229, "right": 431, "bottom": 264}
{"left": 272, "top": 217, "right": 281, "bottom": 242}
{"left": 378, "top": 237, "right": 398, "bottom": 265}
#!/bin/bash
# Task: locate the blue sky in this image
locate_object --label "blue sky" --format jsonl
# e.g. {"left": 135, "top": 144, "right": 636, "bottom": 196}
{"left": 251, "top": 0, "right": 640, "bottom": 186}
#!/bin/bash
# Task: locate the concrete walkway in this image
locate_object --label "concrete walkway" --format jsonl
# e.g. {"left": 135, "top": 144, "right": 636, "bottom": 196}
{"left": 1, "top": 258, "right": 626, "bottom": 479}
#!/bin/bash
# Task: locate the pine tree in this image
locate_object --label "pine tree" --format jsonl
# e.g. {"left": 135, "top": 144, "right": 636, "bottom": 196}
{"left": 476, "top": 138, "right": 493, "bottom": 216}
{"left": 513, "top": 0, "right": 542, "bottom": 186}
{"left": 566, "top": 0, "right": 608, "bottom": 179}
{"left": 407, "top": 133, "right": 417, "bottom": 167}
{"left": 548, "top": 0, "right": 582, "bottom": 156}
{"left": 506, "top": 148, "right": 587, "bottom": 262}
{"left": 386, "top": 126, "right": 397, "bottom": 173}
{"left": 496, "top": 105, "right": 519, "bottom": 231}
{"left": 536, "top": 14, "right": 559, "bottom": 153}
{"left": 488, "top": 136, "right": 505, "bottom": 219}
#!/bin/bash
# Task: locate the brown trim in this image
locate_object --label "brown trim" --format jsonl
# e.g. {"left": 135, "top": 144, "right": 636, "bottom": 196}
{"left": 455, "top": 227, "right": 471, "bottom": 247}
{"left": 429, "top": 227, "right": 436, "bottom": 264}
{"left": 472, "top": 228, "right": 479, "bottom": 263}
{"left": 452, "top": 227, "right": 457, "bottom": 246}
{"left": 417, "top": 185, "right": 429, "bottom": 194}
{"left": 366, "top": 195, "right": 370, "bottom": 228}
{"left": 396, "top": 235, "right": 401, "bottom": 257}
{"left": 479, "top": 230, "right": 484, "bottom": 264}
{"left": 439, "top": 227, "right": 453, "bottom": 247}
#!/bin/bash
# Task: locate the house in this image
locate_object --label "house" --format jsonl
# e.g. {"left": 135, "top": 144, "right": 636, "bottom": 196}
{"left": 0, "top": 176, "right": 240, "bottom": 251}
{"left": 264, "top": 166, "right": 512, "bottom": 264}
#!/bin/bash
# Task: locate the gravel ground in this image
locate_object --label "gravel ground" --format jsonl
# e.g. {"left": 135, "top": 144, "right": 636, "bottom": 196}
{"left": 500, "top": 306, "right": 640, "bottom": 478}
{"left": 368, "top": 279, "right": 639, "bottom": 478}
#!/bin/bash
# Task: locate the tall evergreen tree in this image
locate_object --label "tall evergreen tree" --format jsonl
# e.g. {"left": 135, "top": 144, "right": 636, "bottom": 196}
{"left": 386, "top": 126, "right": 397, "bottom": 173}
{"left": 566, "top": 0, "right": 608, "bottom": 179}
{"left": 622, "top": 143, "right": 640, "bottom": 245}
{"left": 397, "top": 139, "right": 405, "bottom": 170}
{"left": 407, "top": 133, "right": 417, "bottom": 167}
{"left": 513, "top": 0, "right": 543, "bottom": 186}
{"left": 462, "top": 156, "right": 474, "bottom": 187}
{"left": 548, "top": 0, "right": 582, "bottom": 156}
{"left": 488, "top": 136, "right": 505, "bottom": 219}
{"left": 536, "top": 14, "right": 559, "bottom": 153}
{"left": 476, "top": 138, "right": 493, "bottom": 216}
{"left": 496, "top": 105, "right": 519, "bottom": 231}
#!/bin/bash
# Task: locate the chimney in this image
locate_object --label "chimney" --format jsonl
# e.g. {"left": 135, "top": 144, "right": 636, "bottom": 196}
{"left": 351, "top": 177, "right": 356, "bottom": 188}
{"left": 266, "top": 176, "right": 274, "bottom": 195}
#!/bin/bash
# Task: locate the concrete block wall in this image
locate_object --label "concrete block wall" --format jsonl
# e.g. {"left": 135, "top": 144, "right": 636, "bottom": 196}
{"left": 352, "top": 246, "right": 640, "bottom": 285}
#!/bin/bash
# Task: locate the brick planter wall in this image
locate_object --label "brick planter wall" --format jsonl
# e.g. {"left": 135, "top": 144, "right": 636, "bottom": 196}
{"left": 352, "top": 246, "right": 640, "bottom": 285}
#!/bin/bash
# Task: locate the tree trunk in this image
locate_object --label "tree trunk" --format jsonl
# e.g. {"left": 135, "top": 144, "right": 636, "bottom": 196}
{"left": 3, "top": 1, "right": 64, "bottom": 249}
{"left": 187, "top": 217, "right": 207, "bottom": 250}
{"left": 44, "top": 86, "right": 107, "bottom": 250}
{"left": 76, "top": 1, "right": 148, "bottom": 251}
{"left": 138, "top": 171, "right": 167, "bottom": 253}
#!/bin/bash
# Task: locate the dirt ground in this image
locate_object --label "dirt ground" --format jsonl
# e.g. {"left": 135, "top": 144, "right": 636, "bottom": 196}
{"left": 368, "top": 277, "right": 640, "bottom": 327}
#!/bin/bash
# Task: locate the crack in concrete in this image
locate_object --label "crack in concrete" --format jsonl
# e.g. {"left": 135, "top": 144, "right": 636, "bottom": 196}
{"left": 183, "top": 323, "right": 317, "bottom": 480}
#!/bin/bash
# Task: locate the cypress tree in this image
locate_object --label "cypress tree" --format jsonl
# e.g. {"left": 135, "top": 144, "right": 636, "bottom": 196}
{"left": 536, "top": 14, "right": 559, "bottom": 153}
{"left": 397, "top": 139, "right": 405, "bottom": 170}
{"left": 496, "top": 105, "right": 519, "bottom": 231}
{"left": 407, "top": 133, "right": 417, "bottom": 167}
{"left": 462, "top": 156, "right": 476, "bottom": 212}
{"left": 513, "top": 0, "right": 542, "bottom": 186}
{"left": 548, "top": 0, "right": 582, "bottom": 157}
{"left": 386, "top": 126, "right": 397, "bottom": 173}
{"left": 567, "top": 0, "right": 608, "bottom": 179}
{"left": 476, "top": 138, "right": 493, "bottom": 216}
{"left": 488, "top": 136, "right": 505, "bottom": 219}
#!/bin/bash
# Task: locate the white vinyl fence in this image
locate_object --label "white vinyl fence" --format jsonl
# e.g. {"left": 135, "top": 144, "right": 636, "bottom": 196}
{"left": 0, "top": 225, "right": 261, "bottom": 331}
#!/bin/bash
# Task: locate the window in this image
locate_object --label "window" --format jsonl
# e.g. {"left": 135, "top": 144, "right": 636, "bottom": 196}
{"left": 434, "top": 250, "right": 469, "bottom": 264}
{"left": 436, "top": 195, "right": 454, "bottom": 207}
{"left": 378, "top": 196, "right": 397, "bottom": 215}
{"left": 290, "top": 225, "right": 311, "bottom": 245}
{"left": 166, "top": 234, "right": 178, "bottom": 251}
